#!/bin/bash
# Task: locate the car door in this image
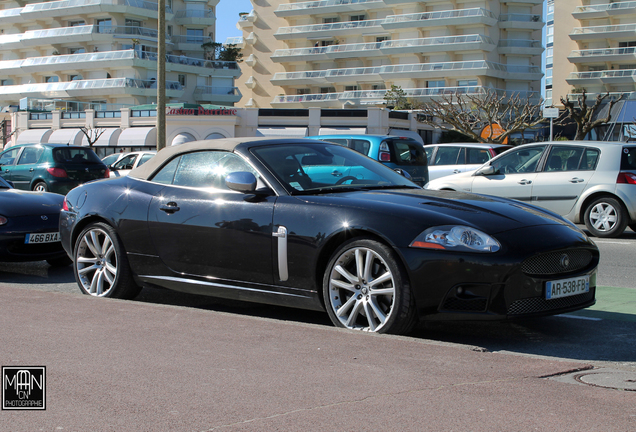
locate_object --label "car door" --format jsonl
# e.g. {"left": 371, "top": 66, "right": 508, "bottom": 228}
{"left": 110, "top": 154, "right": 138, "bottom": 177}
{"left": 0, "top": 146, "right": 21, "bottom": 184}
{"left": 429, "top": 146, "right": 464, "bottom": 180}
{"left": 531, "top": 145, "right": 599, "bottom": 216}
{"left": 147, "top": 150, "right": 276, "bottom": 285}
{"left": 470, "top": 145, "right": 547, "bottom": 202}
{"left": 10, "top": 146, "right": 44, "bottom": 190}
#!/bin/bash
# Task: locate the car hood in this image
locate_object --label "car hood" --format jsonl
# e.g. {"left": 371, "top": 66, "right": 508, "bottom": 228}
{"left": 301, "top": 188, "right": 571, "bottom": 235}
{"left": 0, "top": 189, "right": 63, "bottom": 217}
{"left": 426, "top": 169, "right": 475, "bottom": 189}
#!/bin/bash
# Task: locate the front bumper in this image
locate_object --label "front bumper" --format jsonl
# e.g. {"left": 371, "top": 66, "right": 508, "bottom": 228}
{"left": 401, "top": 224, "right": 599, "bottom": 321}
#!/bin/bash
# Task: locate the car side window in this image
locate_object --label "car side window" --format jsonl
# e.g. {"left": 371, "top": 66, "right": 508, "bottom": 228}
{"left": 434, "top": 147, "right": 461, "bottom": 165}
{"left": 583, "top": 148, "right": 600, "bottom": 170}
{"left": 0, "top": 148, "right": 20, "bottom": 166}
{"left": 545, "top": 146, "right": 585, "bottom": 172}
{"left": 151, "top": 156, "right": 181, "bottom": 185}
{"left": 321, "top": 138, "right": 348, "bottom": 147}
{"left": 621, "top": 146, "right": 636, "bottom": 170}
{"left": 424, "top": 147, "right": 435, "bottom": 164}
{"left": 138, "top": 153, "right": 154, "bottom": 166}
{"left": 114, "top": 155, "right": 137, "bottom": 170}
{"left": 17, "top": 146, "right": 44, "bottom": 165}
{"left": 157, "top": 151, "right": 259, "bottom": 190}
{"left": 350, "top": 139, "right": 371, "bottom": 155}
{"left": 467, "top": 148, "right": 490, "bottom": 165}
{"left": 491, "top": 146, "right": 546, "bottom": 174}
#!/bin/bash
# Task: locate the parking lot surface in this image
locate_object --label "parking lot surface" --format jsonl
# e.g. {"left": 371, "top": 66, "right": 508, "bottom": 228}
{"left": 1, "top": 285, "right": 635, "bottom": 431}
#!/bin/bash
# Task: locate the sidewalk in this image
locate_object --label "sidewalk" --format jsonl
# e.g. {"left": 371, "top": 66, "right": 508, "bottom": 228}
{"left": 1, "top": 285, "right": 634, "bottom": 431}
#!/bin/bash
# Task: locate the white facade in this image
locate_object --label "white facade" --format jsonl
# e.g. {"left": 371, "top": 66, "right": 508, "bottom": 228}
{"left": 0, "top": 0, "right": 241, "bottom": 109}
{"left": 235, "top": 0, "right": 545, "bottom": 108}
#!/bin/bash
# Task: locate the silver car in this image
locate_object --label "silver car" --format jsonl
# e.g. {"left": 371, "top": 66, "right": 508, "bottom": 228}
{"left": 425, "top": 141, "right": 636, "bottom": 238}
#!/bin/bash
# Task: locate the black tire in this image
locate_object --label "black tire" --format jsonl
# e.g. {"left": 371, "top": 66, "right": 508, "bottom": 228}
{"left": 584, "top": 196, "right": 628, "bottom": 238}
{"left": 33, "top": 181, "right": 48, "bottom": 192}
{"left": 46, "top": 255, "right": 72, "bottom": 267}
{"left": 323, "top": 238, "right": 417, "bottom": 335}
{"left": 73, "top": 222, "right": 141, "bottom": 299}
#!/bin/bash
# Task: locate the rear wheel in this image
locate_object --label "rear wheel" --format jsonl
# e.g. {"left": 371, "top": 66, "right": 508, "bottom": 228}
{"left": 33, "top": 182, "right": 48, "bottom": 192}
{"left": 323, "top": 238, "right": 417, "bottom": 334}
{"left": 73, "top": 222, "right": 141, "bottom": 299}
{"left": 584, "top": 197, "right": 628, "bottom": 238}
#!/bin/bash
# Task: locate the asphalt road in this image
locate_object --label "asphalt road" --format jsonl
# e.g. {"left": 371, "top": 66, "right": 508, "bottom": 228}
{"left": 1, "top": 227, "right": 635, "bottom": 370}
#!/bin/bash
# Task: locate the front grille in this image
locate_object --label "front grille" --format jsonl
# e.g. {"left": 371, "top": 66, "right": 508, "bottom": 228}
{"left": 521, "top": 249, "right": 594, "bottom": 276}
{"left": 508, "top": 291, "right": 594, "bottom": 315}
{"left": 442, "top": 297, "right": 488, "bottom": 312}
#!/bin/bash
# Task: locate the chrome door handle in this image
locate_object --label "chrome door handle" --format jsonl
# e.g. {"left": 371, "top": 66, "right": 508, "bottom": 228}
{"left": 453, "top": 169, "right": 461, "bottom": 173}
{"left": 29, "top": 168, "right": 34, "bottom": 172}
{"left": 159, "top": 202, "right": 180, "bottom": 213}
{"left": 331, "top": 170, "right": 343, "bottom": 177}
{"left": 569, "top": 177, "right": 584, "bottom": 183}
{"left": 517, "top": 179, "right": 532, "bottom": 185}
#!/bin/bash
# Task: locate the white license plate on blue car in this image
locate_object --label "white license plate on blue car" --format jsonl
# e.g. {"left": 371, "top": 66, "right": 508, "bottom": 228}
{"left": 546, "top": 275, "right": 589, "bottom": 300}
{"left": 25, "top": 232, "right": 60, "bottom": 244}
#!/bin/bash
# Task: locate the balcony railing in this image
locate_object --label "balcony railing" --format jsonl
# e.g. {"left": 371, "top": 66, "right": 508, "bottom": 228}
{"left": 574, "top": 2, "right": 636, "bottom": 14}
{"left": 0, "top": 8, "right": 22, "bottom": 18}
{"left": 174, "top": 9, "right": 215, "bottom": 18}
{"left": 224, "top": 37, "right": 243, "bottom": 45}
{"left": 569, "top": 47, "right": 636, "bottom": 58}
{"left": 194, "top": 86, "right": 241, "bottom": 96}
{"left": 22, "top": 0, "right": 172, "bottom": 14}
{"left": 383, "top": 8, "right": 496, "bottom": 25}
{"left": 275, "top": 0, "right": 382, "bottom": 15}
{"left": 275, "top": 18, "right": 384, "bottom": 37}
{"left": 571, "top": 24, "right": 636, "bottom": 37}
{"left": 567, "top": 69, "right": 636, "bottom": 80}
{"left": 499, "top": 13, "right": 542, "bottom": 23}
{"left": 382, "top": 34, "right": 495, "bottom": 50}
{"left": 498, "top": 39, "right": 542, "bottom": 48}
{"left": 171, "top": 35, "right": 214, "bottom": 45}
{"left": 0, "top": 78, "right": 182, "bottom": 96}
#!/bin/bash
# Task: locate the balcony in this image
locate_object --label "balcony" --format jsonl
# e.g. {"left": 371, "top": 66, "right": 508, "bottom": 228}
{"left": 326, "top": 42, "right": 384, "bottom": 59}
{"left": 0, "top": 77, "right": 183, "bottom": 101}
{"left": 171, "top": 35, "right": 213, "bottom": 51}
{"left": 0, "top": 8, "right": 26, "bottom": 24}
{"left": 568, "top": 47, "right": 636, "bottom": 64}
{"left": 274, "top": 19, "right": 383, "bottom": 40}
{"left": 20, "top": 0, "right": 173, "bottom": 21}
{"left": 498, "top": 14, "right": 543, "bottom": 30}
{"left": 237, "top": 10, "right": 256, "bottom": 27}
{"left": 573, "top": 2, "right": 636, "bottom": 20}
{"left": 174, "top": 9, "right": 215, "bottom": 26}
{"left": 224, "top": 37, "right": 244, "bottom": 48}
{"left": 193, "top": 86, "right": 241, "bottom": 103}
{"left": 498, "top": 39, "right": 543, "bottom": 55}
{"left": 274, "top": 0, "right": 383, "bottom": 18}
{"left": 271, "top": 46, "right": 331, "bottom": 63}
{"left": 500, "top": 0, "right": 543, "bottom": 4}
{"left": 566, "top": 71, "right": 603, "bottom": 86}
{"left": 382, "top": 8, "right": 497, "bottom": 31}
{"left": 380, "top": 34, "right": 496, "bottom": 55}
{"left": 570, "top": 24, "right": 636, "bottom": 41}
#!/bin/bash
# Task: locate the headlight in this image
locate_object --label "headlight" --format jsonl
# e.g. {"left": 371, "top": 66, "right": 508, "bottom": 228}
{"left": 410, "top": 225, "right": 500, "bottom": 253}
{"left": 0, "top": 215, "right": 7, "bottom": 226}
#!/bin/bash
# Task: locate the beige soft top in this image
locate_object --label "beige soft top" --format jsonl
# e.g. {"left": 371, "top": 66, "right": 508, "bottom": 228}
{"left": 128, "top": 137, "right": 293, "bottom": 180}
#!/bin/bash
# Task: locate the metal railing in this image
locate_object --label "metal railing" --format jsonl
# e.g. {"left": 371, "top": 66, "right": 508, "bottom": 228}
{"left": 383, "top": 8, "right": 496, "bottom": 24}
{"left": 174, "top": 9, "right": 215, "bottom": 18}
{"left": 567, "top": 69, "right": 636, "bottom": 79}
{"left": 275, "top": 0, "right": 382, "bottom": 13}
{"left": 498, "top": 39, "right": 542, "bottom": 48}
{"left": 499, "top": 13, "right": 542, "bottom": 22}
{"left": 171, "top": 35, "right": 214, "bottom": 45}
{"left": 0, "top": 78, "right": 182, "bottom": 95}
{"left": 571, "top": 23, "right": 636, "bottom": 35}
{"left": 275, "top": 18, "right": 384, "bottom": 36}
{"left": 574, "top": 2, "right": 636, "bottom": 13}
{"left": 194, "top": 86, "right": 240, "bottom": 96}
{"left": 22, "top": 0, "right": 171, "bottom": 14}
{"left": 569, "top": 47, "right": 636, "bottom": 58}
{"left": 0, "top": 7, "right": 22, "bottom": 18}
{"left": 382, "top": 34, "right": 495, "bottom": 49}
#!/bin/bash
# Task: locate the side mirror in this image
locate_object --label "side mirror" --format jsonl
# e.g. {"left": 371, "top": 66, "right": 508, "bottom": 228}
{"left": 225, "top": 171, "right": 257, "bottom": 193}
{"left": 476, "top": 165, "right": 495, "bottom": 176}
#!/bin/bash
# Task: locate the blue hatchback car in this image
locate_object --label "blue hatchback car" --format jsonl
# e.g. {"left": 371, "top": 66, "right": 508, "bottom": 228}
{"left": 306, "top": 134, "right": 429, "bottom": 186}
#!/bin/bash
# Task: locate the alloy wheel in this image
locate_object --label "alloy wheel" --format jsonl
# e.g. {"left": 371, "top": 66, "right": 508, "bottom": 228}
{"left": 75, "top": 228, "right": 118, "bottom": 296}
{"left": 589, "top": 202, "right": 618, "bottom": 233}
{"left": 328, "top": 247, "right": 396, "bottom": 332}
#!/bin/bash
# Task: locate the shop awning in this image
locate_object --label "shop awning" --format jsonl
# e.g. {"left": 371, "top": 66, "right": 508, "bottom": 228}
{"left": 171, "top": 132, "right": 196, "bottom": 146}
{"left": 48, "top": 128, "right": 84, "bottom": 146}
{"left": 82, "top": 128, "right": 122, "bottom": 147}
{"left": 318, "top": 127, "right": 366, "bottom": 135}
{"left": 117, "top": 127, "right": 157, "bottom": 147}
{"left": 15, "top": 129, "right": 53, "bottom": 145}
{"left": 256, "top": 127, "right": 307, "bottom": 138}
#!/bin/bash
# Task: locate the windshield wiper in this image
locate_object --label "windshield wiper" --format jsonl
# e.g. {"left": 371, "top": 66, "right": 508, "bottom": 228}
{"left": 293, "top": 184, "right": 420, "bottom": 195}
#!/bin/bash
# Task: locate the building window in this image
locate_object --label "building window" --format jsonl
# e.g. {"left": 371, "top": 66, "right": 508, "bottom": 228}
{"left": 91, "top": 100, "right": 107, "bottom": 110}
{"left": 69, "top": 20, "right": 85, "bottom": 27}
{"left": 458, "top": 79, "right": 478, "bottom": 87}
{"left": 323, "top": 17, "right": 339, "bottom": 23}
{"left": 345, "top": 85, "right": 359, "bottom": 91}
{"left": 296, "top": 88, "right": 310, "bottom": 95}
{"left": 69, "top": 75, "right": 83, "bottom": 81}
{"left": 350, "top": 15, "right": 365, "bottom": 21}
{"left": 619, "top": 41, "right": 636, "bottom": 47}
{"left": 372, "top": 84, "right": 385, "bottom": 90}
{"left": 0, "top": 79, "right": 12, "bottom": 86}
{"left": 45, "top": 76, "right": 59, "bottom": 83}
{"left": 69, "top": 48, "right": 85, "bottom": 54}
{"left": 178, "top": 74, "right": 186, "bottom": 87}
{"left": 186, "top": 28, "right": 204, "bottom": 43}
{"left": 320, "top": 87, "right": 335, "bottom": 93}
{"left": 427, "top": 80, "right": 445, "bottom": 88}
{"left": 95, "top": 19, "right": 112, "bottom": 33}
{"left": 167, "top": 25, "right": 172, "bottom": 37}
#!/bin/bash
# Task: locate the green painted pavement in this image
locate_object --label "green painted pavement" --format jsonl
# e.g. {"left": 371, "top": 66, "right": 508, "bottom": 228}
{"left": 567, "top": 286, "right": 636, "bottom": 322}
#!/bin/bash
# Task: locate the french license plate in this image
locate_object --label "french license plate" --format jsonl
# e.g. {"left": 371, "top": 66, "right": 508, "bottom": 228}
{"left": 25, "top": 232, "right": 60, "bottom": 244}
{"left": 545, "top": 275, "right": 589, "bottom": 300}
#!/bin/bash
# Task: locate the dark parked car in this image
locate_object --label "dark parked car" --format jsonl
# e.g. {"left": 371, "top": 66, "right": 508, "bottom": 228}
{"left": 0, "top": 176, "right": 71, "bottom": 266}
{"left": 0, "top": 143, "right": 109, "bottom": 194}
{"left": 60, "top": 138, "right": 598, "bottom": 334}
{"left": 306, "top": 134, "right": 429, "bottom": 186}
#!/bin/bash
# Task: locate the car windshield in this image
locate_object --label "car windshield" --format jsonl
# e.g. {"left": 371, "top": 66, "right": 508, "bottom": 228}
{"left": 53, "top": 148, "right": 103, "bottom": 164}
{"left": 251, "top": 143, "right": 420, "bottom": 195}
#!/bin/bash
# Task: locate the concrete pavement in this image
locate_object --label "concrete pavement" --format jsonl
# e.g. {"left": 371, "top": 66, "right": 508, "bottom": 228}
{"left": 1, "top": 285, "right": 635, "bottom": 431}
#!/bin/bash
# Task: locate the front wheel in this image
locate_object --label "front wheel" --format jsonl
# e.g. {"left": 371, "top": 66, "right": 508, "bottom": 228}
{"left": 73, "top": 222, "right": 141, "bottom": 299}
{"left": 584, "top": 197, "right": 628, "bottom": 238}
{"left": 323, "top": 238, "right": 417, "bottom": 334}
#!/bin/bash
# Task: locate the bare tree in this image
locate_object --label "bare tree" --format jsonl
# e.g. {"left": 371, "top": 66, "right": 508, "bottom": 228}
{"left": 80, "top": 126, "right": 106, "bottom": 147}
{"left": 559, "top": 90, "right": 624, "bottom": 140}
{"left": 414, "top": 89, "right": 546, "bottom": 144}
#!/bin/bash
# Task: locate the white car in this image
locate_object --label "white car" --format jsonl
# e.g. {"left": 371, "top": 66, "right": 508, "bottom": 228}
{"left": 108, "top": 151, "right": 156, "bottom": 178}
{"left": 424, "top": 143, "right": 511, "bottom": 181}
{"left": 425, "top": 141, "right": 636, "bottom": 238}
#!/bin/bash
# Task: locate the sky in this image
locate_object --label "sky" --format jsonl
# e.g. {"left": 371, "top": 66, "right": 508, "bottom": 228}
{"left": 216, "top": 0, "right": 253, "bottom": 43}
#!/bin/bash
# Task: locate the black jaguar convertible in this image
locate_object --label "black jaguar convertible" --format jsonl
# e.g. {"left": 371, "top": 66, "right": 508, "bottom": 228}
{"left": 59, "top": 138, "right": 598, "bottom": 334}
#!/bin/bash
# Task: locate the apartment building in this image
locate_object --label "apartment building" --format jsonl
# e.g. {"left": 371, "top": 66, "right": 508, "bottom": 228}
{"left": 234, "top": 0, "right": 544, "bottom": 109}
{"left": 0, "top": 0, "right": 240, "bottom": 111}
{"left": 553, "top": 0, "right": 636, "bottom": 106}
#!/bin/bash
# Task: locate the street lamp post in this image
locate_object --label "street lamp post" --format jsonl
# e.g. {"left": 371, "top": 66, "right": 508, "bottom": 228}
{"left": 156, "top": 0, "right": 166, "bottom": 150}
